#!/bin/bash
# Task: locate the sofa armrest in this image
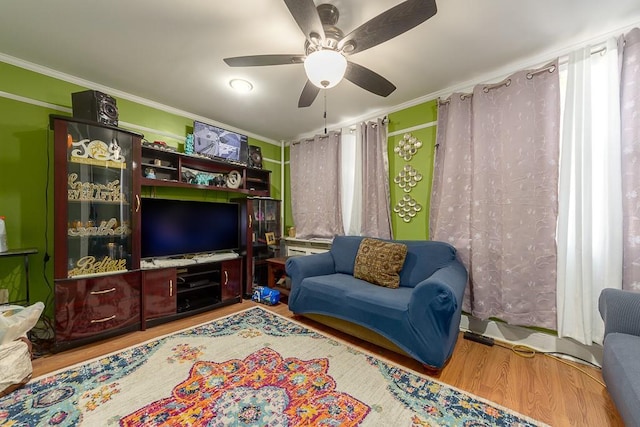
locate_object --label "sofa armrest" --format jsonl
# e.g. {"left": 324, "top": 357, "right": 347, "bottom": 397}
{"left": 599, "top": 288, "right": 640, "bottom": 338}
{"left": 408, "top": 261, "right": 468, "bottom": 341}
{"left": 286, "top": 252, "right": 336, "bottom": 288}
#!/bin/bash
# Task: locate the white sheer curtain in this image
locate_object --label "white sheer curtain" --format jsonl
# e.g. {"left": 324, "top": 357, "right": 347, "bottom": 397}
{"left": 289, "top": 131, "right": 344, "bottom": 239}
{"left": 556, "top": 39, "right": 623, "bottom": 345}
{"left": 340, "top": 129, "right": 362, "bottom": 235}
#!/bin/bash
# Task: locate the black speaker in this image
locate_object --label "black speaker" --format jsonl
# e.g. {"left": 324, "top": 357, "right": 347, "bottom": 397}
{"left": 248, "top": 145, "right": 263, "bottom": 169}
{"left": 71, "top": 90, "right": 119, "bottom": 127}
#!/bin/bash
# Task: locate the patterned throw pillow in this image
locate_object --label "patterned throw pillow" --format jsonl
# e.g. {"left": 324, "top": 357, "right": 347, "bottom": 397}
{"left": 353, "top": 238, "right": 408, "bottom": 288}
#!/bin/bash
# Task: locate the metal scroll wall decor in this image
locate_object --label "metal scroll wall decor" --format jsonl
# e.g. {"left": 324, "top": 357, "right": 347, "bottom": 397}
{"left": 394, "top": 132, "right": 422, "bottom": 161}
{"left": 393, "top": 133, "right": 423, "bottom": 223}
{"left": 393, "top": 165, "right": 423, "bottom": 193}
{"left": 393, "top": 194, "right": 422, "bottom": 223}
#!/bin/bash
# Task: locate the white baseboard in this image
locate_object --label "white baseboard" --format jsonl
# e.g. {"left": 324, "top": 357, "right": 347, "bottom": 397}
{"left": 460, "top": 314, "right": 603, "bottom": 367}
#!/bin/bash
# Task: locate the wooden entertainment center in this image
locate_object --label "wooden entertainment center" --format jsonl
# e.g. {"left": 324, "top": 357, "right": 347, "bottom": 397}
{"left": 50, "top": 115, "right": 273, "bottom": 351}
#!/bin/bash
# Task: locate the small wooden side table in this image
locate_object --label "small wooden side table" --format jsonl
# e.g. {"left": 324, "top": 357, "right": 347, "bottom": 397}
{"left": 265, "top": 256, "right": 290, "bottom": 298}
{"left": 0, "top": 248, "right": 38, "bottom": 305}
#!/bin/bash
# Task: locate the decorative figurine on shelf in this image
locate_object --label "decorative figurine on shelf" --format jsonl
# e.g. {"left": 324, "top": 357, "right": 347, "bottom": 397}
{"left": 184, "top": 133, "right": 194, "bottom": 155}
{"left": 265, "top": 232, "right": 276, "bottom": 245}
{"left": 226, "top": 170, "right": 242, "bottom": 189}
{"left": 145, "top": 168, "right": 156, "bottom": 179}
{"left": 194, "top": 173, "right": 211, "bottom": 186}
{"left": 212, "top": 175, "right": 226, "bottom": 187}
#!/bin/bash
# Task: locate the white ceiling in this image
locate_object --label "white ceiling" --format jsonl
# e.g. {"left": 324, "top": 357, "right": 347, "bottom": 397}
{"left": 2, "top": 0, "right": 640, "bottom": 142}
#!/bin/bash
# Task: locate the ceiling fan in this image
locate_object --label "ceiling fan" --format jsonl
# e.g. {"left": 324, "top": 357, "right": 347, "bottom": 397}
{"left": 223, "top": 0, "right": 437, "bottom": 108}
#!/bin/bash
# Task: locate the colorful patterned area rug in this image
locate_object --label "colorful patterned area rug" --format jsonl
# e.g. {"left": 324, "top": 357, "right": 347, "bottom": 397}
{"left": 0, "top": 307, "right": 546, "bottom": 426}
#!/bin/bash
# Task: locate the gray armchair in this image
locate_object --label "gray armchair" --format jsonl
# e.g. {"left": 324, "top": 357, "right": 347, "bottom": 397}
{"left": 599, "top": 288, "right": 640, "bottom": 426}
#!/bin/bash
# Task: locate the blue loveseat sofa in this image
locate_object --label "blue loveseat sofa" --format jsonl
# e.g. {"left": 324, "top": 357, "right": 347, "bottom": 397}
{"left": 599, "top": 288, "right": 640, "bottom": 426}
{"left": 286, "top": 235, "right": 468, "bottom": 370}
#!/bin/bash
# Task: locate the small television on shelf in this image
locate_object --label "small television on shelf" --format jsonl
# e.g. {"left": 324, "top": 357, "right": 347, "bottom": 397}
{"left": 193, "top": 120, "right": 249, "bottom": 165}
{"left": 141, "top": 198, "right": 239, "bottom": 259}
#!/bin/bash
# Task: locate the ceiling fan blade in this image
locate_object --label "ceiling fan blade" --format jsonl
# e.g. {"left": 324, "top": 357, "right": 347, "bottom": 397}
{"left": 298, "top": 80, "right": 321, "bottom": 108}
{"left": 344, "top": 62, "right": 396, "bottom": 97}
{"left": 283, "top": 0, "right": 325, "bottom": 44}
{"left": 338, "top": 0, "right": 437, "bottom": 55}
{"left": 224, "top": 54, "right": 305, "bottom": 67}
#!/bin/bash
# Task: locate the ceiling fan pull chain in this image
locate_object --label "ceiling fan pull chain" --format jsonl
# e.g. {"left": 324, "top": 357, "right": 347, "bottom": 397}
{"left": 324, "top": 90, "right": 327, "bottom": 135}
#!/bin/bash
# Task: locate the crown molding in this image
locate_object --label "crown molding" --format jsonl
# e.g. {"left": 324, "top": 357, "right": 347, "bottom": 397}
{"left": 0, "top": 52, "right": 280, "bottom": 146}
{"left": 298, "top": 17, "right": 640, "bottom": 141}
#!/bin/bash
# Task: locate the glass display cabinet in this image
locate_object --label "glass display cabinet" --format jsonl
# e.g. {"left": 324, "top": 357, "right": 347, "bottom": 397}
{"left": 50, "top": 115, "right": 142, "bottom": 350}
{"left": 234, "top": 197, "right": 281, "bottom": 298}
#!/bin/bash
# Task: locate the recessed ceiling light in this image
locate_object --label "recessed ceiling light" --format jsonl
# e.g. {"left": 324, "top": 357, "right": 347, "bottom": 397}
{"left": 229, "top": 79, "right": 253, "bottom": 93}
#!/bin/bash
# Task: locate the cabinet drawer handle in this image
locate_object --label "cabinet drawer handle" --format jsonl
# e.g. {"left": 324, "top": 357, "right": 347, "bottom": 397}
{"left": 90, "top": 315, "right": 116, "bottom": 323}
{"left": 224, "top": 271, "right": 229, "bottom": 286}
{"left": 170, "top": 279, "right": 173, "bottom": 297}
{"left": 90, "top": 287, "right": 116, "bottom": 295}
{"left": 135, "top": 194, "right": 141, "bottom": 212}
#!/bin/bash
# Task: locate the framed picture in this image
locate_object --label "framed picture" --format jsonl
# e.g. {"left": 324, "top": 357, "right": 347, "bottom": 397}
{"left": 265, "top": 232, "right": 276, "bottom": 245}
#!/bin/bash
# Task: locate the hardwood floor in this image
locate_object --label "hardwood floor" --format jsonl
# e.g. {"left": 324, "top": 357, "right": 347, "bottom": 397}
{"left": 31, "top": 301, "right": 622, "bottom": 426}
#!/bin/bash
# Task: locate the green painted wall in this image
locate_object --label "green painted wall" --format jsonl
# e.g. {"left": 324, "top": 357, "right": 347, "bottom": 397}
{"left": 0, "top": 96, "right": 56, "bottom": 307}
{"left": 388, "top": 100, "right": 438, "bottom": 240}
{"left": 0, "top": 61, "right": 281, "bottom": 315}
{"left": 281, "top": 99, "right": 438, "bottom": 240}
{"left": 283, "top": 148, "right": 293, "bottom": 233}
{"left": 0, "top": 58, "right": 438, "bottom": 316}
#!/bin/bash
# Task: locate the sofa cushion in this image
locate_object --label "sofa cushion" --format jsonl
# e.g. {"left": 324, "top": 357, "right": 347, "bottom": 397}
{"left": 602, "top": 332, "right": 640, "bottom": 426}
{"left": 329, "top": 236, "right": 459, "bottom": 288}
{"left": 398, "top": 240, "right": 458, "bottom": 288}
{"left": 299, "top": 273, "right": 360, "bottom": 300}
{"left": 353, "top": 238, "right": 407, "bottom": 288}
{"left": 344, "top": 283, "right": 413, "bottom": 322}
{"left": 296, "top": 273, "right": 413, "bottom": 324}
{"left": 331, "top": 235, "right": 366, "bottom": 275}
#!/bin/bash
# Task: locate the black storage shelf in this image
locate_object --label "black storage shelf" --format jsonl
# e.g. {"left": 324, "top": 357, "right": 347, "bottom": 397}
{"left": 177, "top": 282, "right": 219, "bottom": 294}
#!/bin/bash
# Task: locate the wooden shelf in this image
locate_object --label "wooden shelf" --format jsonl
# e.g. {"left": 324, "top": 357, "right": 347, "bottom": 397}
{"left": 177, "top": 282, "right": 218, "bottom": 294}
{"left": 141, "top": 162, "right": 177, "bottom": 172}
{"left": 140, "top": 177, "right": 252, "bottom": 194}
{"left": 141, "top": 145, "right": 271, "bottom": 197}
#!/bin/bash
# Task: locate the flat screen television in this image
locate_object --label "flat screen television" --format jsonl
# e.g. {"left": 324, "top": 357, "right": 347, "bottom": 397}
{"left": 141, "top": 198, "right": 239, "bottom": 259}
{"left": 193, "top": 120, "right": 248, "bottom": 165}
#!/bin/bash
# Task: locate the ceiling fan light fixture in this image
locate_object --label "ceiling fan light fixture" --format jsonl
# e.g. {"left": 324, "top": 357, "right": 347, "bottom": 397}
{"left": 229, "top": 78, "right": 253, "bottom": 93}
{"left": 303, "top": 49, "right": 347, "bottom": 89}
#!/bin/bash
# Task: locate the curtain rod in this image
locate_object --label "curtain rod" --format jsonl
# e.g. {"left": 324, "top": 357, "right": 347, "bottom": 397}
{"left": 290, "top": 130, "right": 340, "bottom": 145}
{"left": 526, "top": 64, "right": 556, "bottom": 80}
{"left": 369, "top": 116, "right": 389, "bottom": 128}
{"left": 483, "top": 78, "right": 512, "bottom": 93}
{"left": 291, "top": 115, "right": 387, "bottom": 144}
{"left": 439, "top": 60, "right": 562, "bottom": 103}
{"left": 437, "top": 93, "right": 472, "bottom": 105}
{"left": 438, "top": 44, "right": 610, "bottom": 105}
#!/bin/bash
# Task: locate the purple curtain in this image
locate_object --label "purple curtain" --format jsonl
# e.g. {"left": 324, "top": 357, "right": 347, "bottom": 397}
{"left": 360, "top": 118, "right": 393, "bottom": 239}
{"left": 431, "top": 62, "right": 560, "bottom": 328}
{"left": 290, "top": 131, "right": 344, "bottom": 239}
{"left": 621, "top": 28, "right": 640, "bottom": 291}
{"left": 430, "top": 94, "right": 473, "bottom": 309}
